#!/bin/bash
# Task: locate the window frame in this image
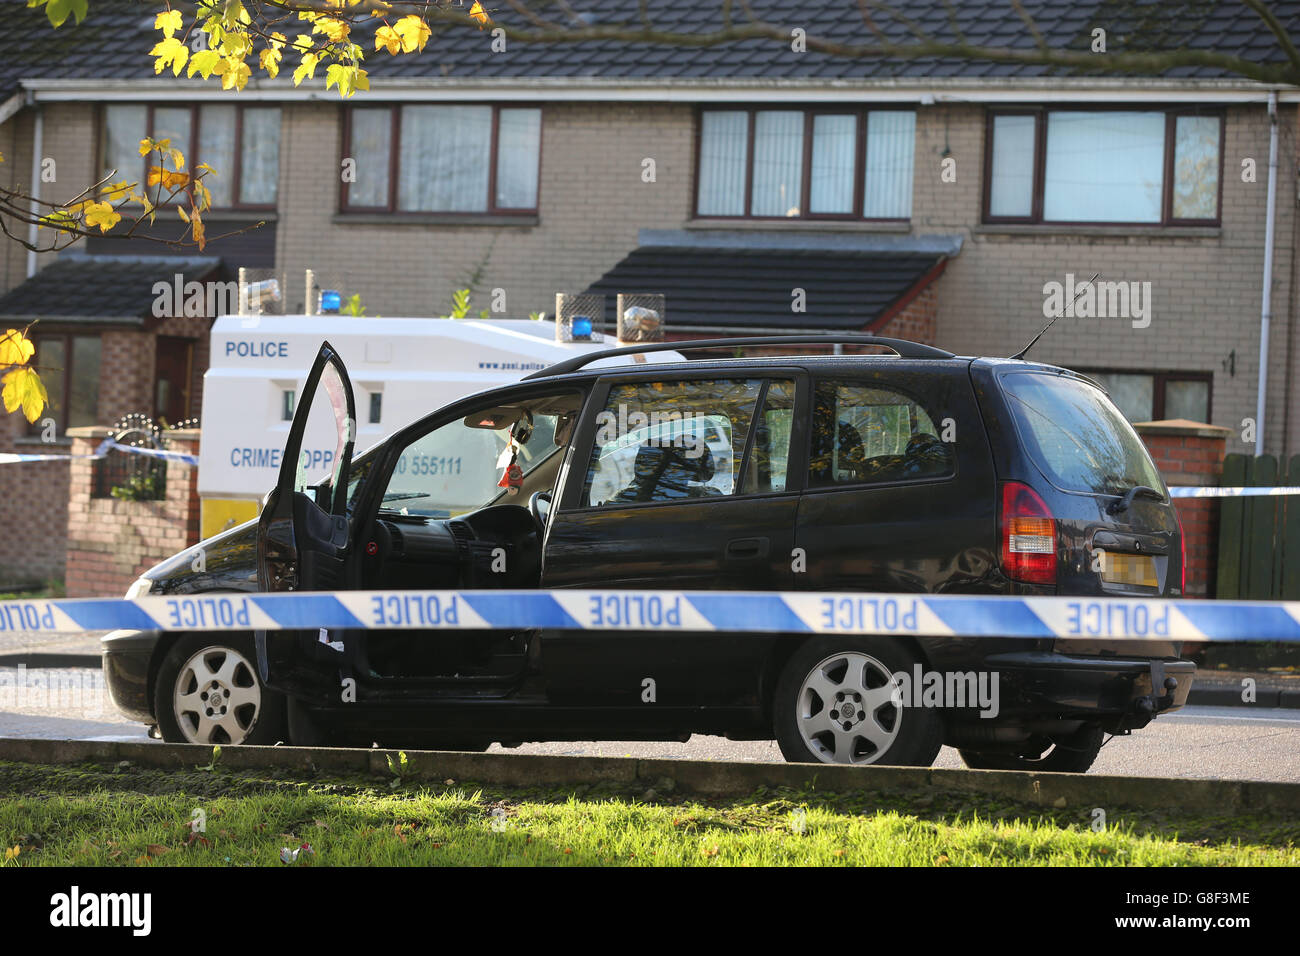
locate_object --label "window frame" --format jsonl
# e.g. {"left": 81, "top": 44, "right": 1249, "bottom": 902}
{"left": 27, "top": 331, "right": 101, "bottom": 436}
{"left": 339, "top": 103, "right": 543, "bottom": 216}
{"left": 692, "top": 105, "right": 915, "bottom": 223}
{"left": 981, "top": 105, "right": 1226, "bottom": 227}
{"left": 98, "top": 103, "right": 280, "bottom": 212}
{"left": 1075, "top": 368, "right": 1214, "bottom": 423}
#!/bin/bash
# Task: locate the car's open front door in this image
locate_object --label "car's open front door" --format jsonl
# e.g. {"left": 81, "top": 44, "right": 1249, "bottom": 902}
{"left": 258, "top": 341, "right": 356, "bottom": 592}
{"left": 255, "top": 342, "right": 357, "bottom": 700}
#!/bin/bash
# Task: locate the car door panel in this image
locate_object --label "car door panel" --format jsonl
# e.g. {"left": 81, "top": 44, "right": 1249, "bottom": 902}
{"left": 540, "top": 371, "right": 806, "bottom": 709}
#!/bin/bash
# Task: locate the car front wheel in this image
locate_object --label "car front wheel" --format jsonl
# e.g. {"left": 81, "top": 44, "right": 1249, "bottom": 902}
{"left": 774, "top": 637, "right": 943, "bottom": 767}
{"left": 154, "top": 635, "right": 285, "bottom": 745}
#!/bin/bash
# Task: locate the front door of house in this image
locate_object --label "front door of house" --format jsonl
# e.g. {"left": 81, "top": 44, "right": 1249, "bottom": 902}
{"left": 154, "top": 336, "right": 193, "bottom": 425}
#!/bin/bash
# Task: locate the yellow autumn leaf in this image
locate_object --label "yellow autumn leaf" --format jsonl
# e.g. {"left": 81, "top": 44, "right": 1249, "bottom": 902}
{"left": 260, "top": 44, "right": 282, "bottom": 79}
{"left": 83, "top": 201, "right": 121, "bottom": 232}
{"left": 312, "top": 17, "right": 349, "bottom": 42}
{"left": 268, "top": 31, "right": 287, "bottom": 51}
{"left": 147, "top": 166, "right": 190, "bottom": 192}
{"left": 102, "top": 180, "right": 134, "bottom": 202}
{"left": 191, "top": 207, "right": 206, "bottom": 251}
{"left": 154, "top": 9, "right": 183, "bottom": 38}
{"left": 393, "top": 14, "right": 430, "bottom": 53}
{"left": 38, "top": 209, "right": 77, "bottom": 234}
{"left": 325, "top": 63, "right": 368, "bottom": 98}
{"left": 150, "top": 36, "right": 189, "bottom": 76}
{"left": 193, "top": 178, "right": 213, "bottom": 212}
{"left": 374, "top": 25, "right": 401, "bottom": 55}
{"left": 469, "top": 1, "right": 490, "bottom": 26}
{"left": 187, "top": 48, "right": 222, "bottom": 79}
{"left": 177, "top": 205, "right": 190, "bottom": 223}
{"left": 218, "top": 32, "right": 251, "bottom": 59}
{"left": 213, "top": 56, "right": 251, "bottom": 91}
{"left": 138, "top": 136, "right": 166, "bottom": 157}
{"left": 293, "top": 53, "right": 320, "bottom": 86}
{"left": 2, "top": 367, "right": 49, "bottom": 423}
{"left": 0, "top": 329, "right": 35, "bottom": 368}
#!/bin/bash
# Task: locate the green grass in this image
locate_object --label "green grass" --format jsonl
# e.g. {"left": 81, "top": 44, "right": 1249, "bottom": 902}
{"left": 0, "top": 759, "right": 1295, "bottom": 866}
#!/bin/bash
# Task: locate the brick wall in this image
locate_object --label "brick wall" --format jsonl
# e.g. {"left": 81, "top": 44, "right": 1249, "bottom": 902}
{"left": 1134, "top": 419, "right": 1231, "bottom": 598}
{"left": 873, "top": 268, "right": 941, "bottom": 345}
{"left": 64, "top": 427, "right": 201, "bottom": 598}
{"left": 0, "top": 450, "right": 68, "bottom": 586}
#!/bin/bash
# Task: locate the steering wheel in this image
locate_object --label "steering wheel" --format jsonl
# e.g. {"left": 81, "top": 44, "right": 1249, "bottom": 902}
{"left": 528, "top": 490, "right": 552, "bottom": 536}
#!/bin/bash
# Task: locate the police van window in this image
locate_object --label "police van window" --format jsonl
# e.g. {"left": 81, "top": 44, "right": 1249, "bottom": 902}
{"left": 809, "top": 381, "right": 952, "bottom": 486}
{"left": 583, "top": 379, "right": 768, "bottom": 507}
{"left": 368, "top": 392, "right": 382, "bottom": 424}
{"left": 281, "top": 389, "right": 294, "bottom": 421}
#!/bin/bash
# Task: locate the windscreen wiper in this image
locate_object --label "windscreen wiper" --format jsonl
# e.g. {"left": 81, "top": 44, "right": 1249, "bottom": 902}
{"left": 1107, "top": 485, "right": 1165, "bottom": 514}
{"left": 382, "top": 492, "right": 431, "bottom": 503}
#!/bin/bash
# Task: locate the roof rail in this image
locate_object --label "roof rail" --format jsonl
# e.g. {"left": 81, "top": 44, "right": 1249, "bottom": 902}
{"left": 524, "top": 334, "right": 955, "bottom": 380}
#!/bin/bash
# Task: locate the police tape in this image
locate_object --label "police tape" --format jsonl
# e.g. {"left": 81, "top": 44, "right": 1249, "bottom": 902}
{"left": 0, "top": 439, "right": 198, "bottom": 467}
{"left": 0, "top": 589, "right": 1297, "bottom": 643}
{"left": 1169, "top": 486, "right": 1300, "bottom": 498}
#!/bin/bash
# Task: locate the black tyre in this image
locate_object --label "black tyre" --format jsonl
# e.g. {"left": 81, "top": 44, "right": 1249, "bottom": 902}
{"left": 154, "top": 634, "right": 285, "bottom": 745}
{"left": 959, "top": 725, "right": 1104, "bottom": 773}
{"left": 774, "top": 637, "right": 943, "bottom": 766}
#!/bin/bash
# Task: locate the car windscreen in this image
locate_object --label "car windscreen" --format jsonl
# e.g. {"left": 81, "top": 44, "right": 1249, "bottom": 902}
{"left": 1000, "top": 370, "right": 1165, "bottom": 497}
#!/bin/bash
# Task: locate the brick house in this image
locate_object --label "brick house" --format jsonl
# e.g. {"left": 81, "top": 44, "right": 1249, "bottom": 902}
{"left": 0, "top": 254, "right": 220, "bottom": 582}
{"left": 1, "top": 0, "right": 1298, "bottom": 589}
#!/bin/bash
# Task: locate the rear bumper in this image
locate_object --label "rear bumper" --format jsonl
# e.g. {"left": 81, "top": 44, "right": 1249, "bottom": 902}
{"left": 984, "top": 651, "right": 1194, "bottom": 726}
{"left": 100, "top": 629, "right": 160, "bottom": 723}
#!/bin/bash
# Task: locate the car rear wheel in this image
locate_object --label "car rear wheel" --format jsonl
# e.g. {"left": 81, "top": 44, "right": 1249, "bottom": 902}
{"left": 774, "top": 637, "right": 943, "bottom": 767}
{"left": 155, "top": 635, "right": 285, "bottom": 745}
{"left": 959, "top": 725, "right": 1104, "bottom": 773}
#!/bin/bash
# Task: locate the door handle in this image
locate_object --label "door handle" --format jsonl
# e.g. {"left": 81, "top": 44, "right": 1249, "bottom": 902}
{"left": 726, "top": 536, "right": 769, "bottom": 560}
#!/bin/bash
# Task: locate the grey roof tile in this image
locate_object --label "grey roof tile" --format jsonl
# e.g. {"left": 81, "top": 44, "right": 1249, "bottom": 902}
{"left": 1, "top": 0, "right": 1295, "bottom": 97}
{"left": 0, "top": 255, "right": 222, "bottom": 325}
{"left": 584, "top": 242, "right": 945, "bottom": 331}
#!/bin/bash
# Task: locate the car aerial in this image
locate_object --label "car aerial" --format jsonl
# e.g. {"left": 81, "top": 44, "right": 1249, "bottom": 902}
{"left": 102, "top": 333, "right": 1194, "bottom": 771}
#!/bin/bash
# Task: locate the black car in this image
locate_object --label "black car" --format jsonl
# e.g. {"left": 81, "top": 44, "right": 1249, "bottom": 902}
{"left": 103, "top": 334, "right": 1194, "bottom": 771}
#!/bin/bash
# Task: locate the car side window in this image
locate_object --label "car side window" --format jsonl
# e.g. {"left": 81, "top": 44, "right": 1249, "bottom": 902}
{"left": 808, "top": 380, "right": 952, "bottom": 487}
{"left": 377, "top": 393, "right": 581, "bottom": 518}
{"left": 739, "top": 380, "right": 796, "bottom": 494}
{"left": 582, "top": 378, "right": 772, "bottom": 507}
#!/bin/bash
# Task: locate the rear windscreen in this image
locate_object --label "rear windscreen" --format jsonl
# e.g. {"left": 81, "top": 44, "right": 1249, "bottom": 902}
{"left": 1000, "top": 371, "right": 1165, "bottom": 496}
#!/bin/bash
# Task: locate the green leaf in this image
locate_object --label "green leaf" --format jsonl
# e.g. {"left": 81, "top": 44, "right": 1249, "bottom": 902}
{"left": 44, "top": 0, "right": 74, "bottom": 27}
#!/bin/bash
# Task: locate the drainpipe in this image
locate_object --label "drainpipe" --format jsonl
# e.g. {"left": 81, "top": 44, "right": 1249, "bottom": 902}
{"left": 1255, "top": 91, "right": 1279, "bottom": 453}
{"left": 25, "top": 98, "right": 42, "bottom": 278}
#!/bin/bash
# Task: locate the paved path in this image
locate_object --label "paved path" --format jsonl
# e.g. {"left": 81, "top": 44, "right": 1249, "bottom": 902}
{"left": 0, "top": 664, "right": 1296, "bottom": 782}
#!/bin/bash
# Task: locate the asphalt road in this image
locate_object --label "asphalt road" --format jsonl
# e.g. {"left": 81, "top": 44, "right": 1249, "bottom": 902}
{"left": 0, "top": 665, "right": 1296, "bottom": 782}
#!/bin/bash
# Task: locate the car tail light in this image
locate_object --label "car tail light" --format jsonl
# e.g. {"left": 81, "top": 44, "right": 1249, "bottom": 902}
{"left": 1176, "top": 509, "right": 1187, "bottom": 593}
{"left": 1000, "top": 481, "right": 1056, "bottom": 586}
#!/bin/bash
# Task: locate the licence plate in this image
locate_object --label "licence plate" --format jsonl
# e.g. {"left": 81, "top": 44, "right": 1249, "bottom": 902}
{"left": 1102, "top": 553, "right": 1158, "bottom": 588}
